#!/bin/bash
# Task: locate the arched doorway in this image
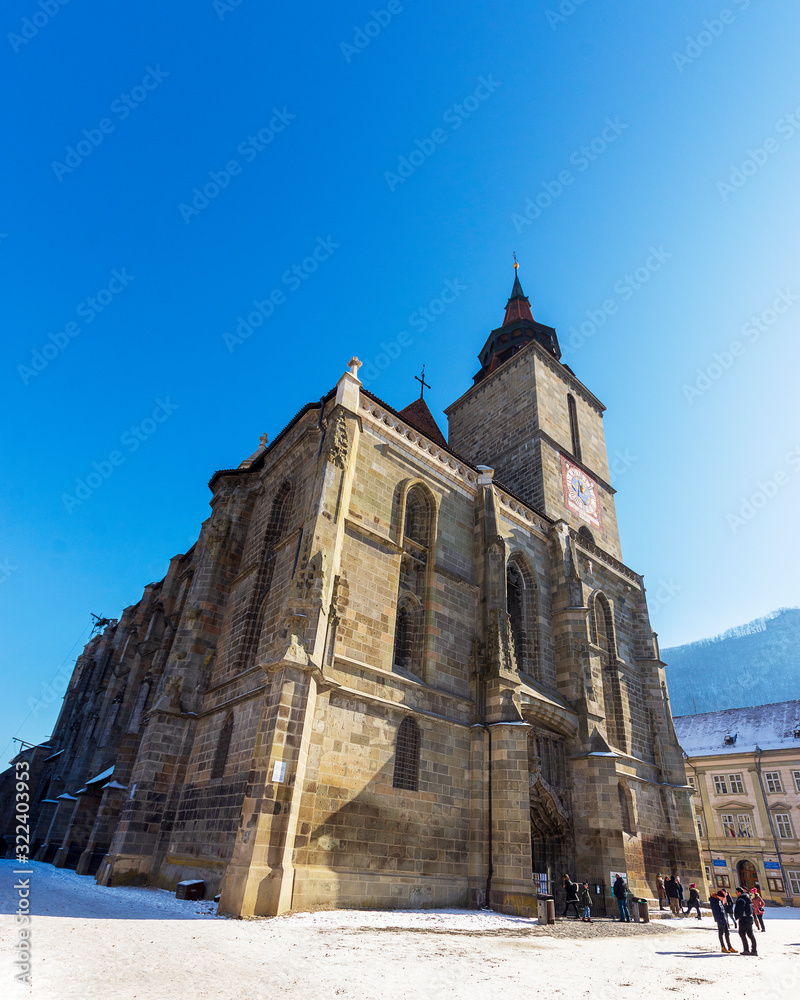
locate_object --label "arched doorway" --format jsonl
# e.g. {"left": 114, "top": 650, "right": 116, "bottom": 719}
{"left": 737, "top": 859, "right": 758, "bottom": 890}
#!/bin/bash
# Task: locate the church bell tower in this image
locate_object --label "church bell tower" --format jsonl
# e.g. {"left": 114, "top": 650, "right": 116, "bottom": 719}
{"left": 445, "top": 266, "right": 623, "bottom": 560}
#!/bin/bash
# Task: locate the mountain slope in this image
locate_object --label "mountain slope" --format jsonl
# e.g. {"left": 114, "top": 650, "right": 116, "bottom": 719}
{"left": 662, "top": 607, "right": 800, "bottom": 716}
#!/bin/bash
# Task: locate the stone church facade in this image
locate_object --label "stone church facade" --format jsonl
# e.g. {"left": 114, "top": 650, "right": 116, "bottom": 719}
{"left": 15, "top": 270, "right": 704, "bottom": 916}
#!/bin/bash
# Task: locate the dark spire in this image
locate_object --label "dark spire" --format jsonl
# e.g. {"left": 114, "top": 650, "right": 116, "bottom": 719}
{"left": 471, "top": 262, "right": 561, "bottom": 384}
{"left": 503, "top": 263, "right": 534, "bottom": 325}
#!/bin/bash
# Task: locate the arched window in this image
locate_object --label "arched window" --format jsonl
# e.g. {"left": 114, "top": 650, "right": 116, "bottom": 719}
{"left": 568, "top": 394, "right": 581, "bottom": 462}
{"left": 577, "top": 525, "right": 594, "bottom": 547}
{"left": 591, "top": 593, "right": 627, "bottom": 752}
{"left": 618, "top": 781, "right": 635, "bottom": 835}
{"left": 211, "top": 713, "right": 234, "bottom": 780}
{"left": 241, "top": 481, "right": 294, "bottom": 667}
{"left": 393, "top": 484, "right": 435, "bottom": 679}
{"left": 392, "top": 716, "right": 421, "bottom": 791}
{"left": 506, "top": 556, "right": 540, "bottom": 679}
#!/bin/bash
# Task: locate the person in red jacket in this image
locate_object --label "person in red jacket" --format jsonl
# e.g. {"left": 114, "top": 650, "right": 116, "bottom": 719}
{"left": 751, "top": 889, "right": 766, "bottom": 932}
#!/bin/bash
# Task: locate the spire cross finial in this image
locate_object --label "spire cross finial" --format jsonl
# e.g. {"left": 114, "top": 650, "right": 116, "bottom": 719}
{"left": 415, "top": 364, "right": 431, "bottom": 399}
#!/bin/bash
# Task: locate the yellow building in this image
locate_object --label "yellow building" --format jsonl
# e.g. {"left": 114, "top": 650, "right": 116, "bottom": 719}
{"left": 675, "top": 701, "right": 800, "bottom": 906}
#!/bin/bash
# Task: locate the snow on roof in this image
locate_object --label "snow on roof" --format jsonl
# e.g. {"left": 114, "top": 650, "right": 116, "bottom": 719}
{"left": 674, "top": 699, "right": 800, "bottom": 757}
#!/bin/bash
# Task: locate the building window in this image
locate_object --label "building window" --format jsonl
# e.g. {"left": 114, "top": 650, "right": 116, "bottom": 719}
{"left": 774, "top": 813, "right": 794, "bottom": 839}
{"left": 728, "top": 773, "right": 745, "bottom": 794}
{"left": 392, "top": 716, "right": 421, "bottom": 791}
{"left": 394, "top": 484, "right": 434, "bottom": 679}
{"left": 506, "top": 556, "right": 540, "bottom": 680}
{"left": 787, "top": 870, "right": 800, "bottom": 896}
{"left": 695, "top": 814, "right": 705, "bottom": 838}
{"left": 764, "top": 771, "right": 783, "bottom": 793}
{"left": 715, "top": 874, "right": 730, "bottom": 888}
{"left": 737, "top": 814, "right": 754, "bottom": 838}
{"left": 792, "top": 770, "right": 800, "bottom": 793}
{"left": 211, "top": 713, "right": 233, "bottom": 780}
{"left": 687, "top": 776, "right": 696, "bottom": 789}
{"left": 766, "top": 877, "right": 784, "bottom": 893}
{"left": 591, "top": 592, "right": 627, "bottom": 753}
{"left": 567, "top": 394, "right": 581, "bottom": 462}
{"left": 713, "top": 775, "right": 729, "bottom": 795}
{"left": 618, "top": 782, "right": 635, "bottom": 835}
{"left": 720, "top": 813, "right": 736, "bottom": 837}
{"left": 704, "top": 865, "right": 712, "bottom": 883}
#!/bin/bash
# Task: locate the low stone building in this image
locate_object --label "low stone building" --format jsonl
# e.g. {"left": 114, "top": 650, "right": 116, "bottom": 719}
{"left": 675, "top": 700, "right": 800, "bottom": 906}
{"left": 5, "top": 269, "right": 704, "bottom": 915}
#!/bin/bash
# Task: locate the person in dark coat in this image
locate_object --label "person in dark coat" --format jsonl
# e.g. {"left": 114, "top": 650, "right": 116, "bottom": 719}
{"left": 733, "top": 887, "right": 758, "bottom": 956}
{"left": 656, "top": 873, "right": 667, "bottom": 910}
{"left": 579, "top": 881, "right": 593, "bottom": 923}
{"left": 710, "top": 891, "right": 736, "bottom": 952}
{"left": 613, "top": 875, "right": 631, "bottom": 922}
{"left": 723, "top": 889, "right": 737, "bottom": 928}
{"left": 562, "top": 873, "right": 580, "bottom": 919}
{"left": 684, "top": 883, "right": 702, "bottom": 919}
{"left": 665, "top": 875, "right": 682, "bottom": 916}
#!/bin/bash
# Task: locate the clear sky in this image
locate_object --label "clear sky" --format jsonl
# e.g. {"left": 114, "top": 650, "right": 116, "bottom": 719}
{"left": 3, "top": 0, "right": 800, "bottom": 756}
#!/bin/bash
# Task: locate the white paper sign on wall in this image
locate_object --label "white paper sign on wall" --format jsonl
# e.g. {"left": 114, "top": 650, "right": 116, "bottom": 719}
{"left": 271, "top": 761, "right": 287, "bottom": 783}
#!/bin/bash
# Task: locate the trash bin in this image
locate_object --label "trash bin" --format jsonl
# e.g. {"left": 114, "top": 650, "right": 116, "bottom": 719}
{"left": 637, "top": 899, "right": 650, "bottom": 923}
{"left": 537, "top": 894, "right": 555, "bottom": 925}
{"left": 176, "top": 879, "right": 205, "bottom": 901}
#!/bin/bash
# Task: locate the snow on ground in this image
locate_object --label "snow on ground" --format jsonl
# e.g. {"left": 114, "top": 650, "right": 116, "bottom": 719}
{"left": 2, "top": 860, "right": 799, "bottom": 1000}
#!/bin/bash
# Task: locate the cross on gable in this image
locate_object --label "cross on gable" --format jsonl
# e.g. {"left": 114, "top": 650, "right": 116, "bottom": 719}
{"left": 415, "top": 365, "right": 431, "bottom": 399}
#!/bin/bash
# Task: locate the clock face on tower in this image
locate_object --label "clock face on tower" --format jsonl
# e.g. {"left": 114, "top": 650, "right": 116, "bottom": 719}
{"left": 561, "top": 456, "right": 602, "bottom": 530}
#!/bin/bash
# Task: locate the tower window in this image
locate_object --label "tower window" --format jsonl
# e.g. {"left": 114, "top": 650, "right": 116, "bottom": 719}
{"left": 392, "top": 716, "right": 421, "bottom": 791}
{"left": 211, "top": 713, "right": 234, "bottom": 779}
{"left": 567, "top": 394, "right": 581, "bottom": 462}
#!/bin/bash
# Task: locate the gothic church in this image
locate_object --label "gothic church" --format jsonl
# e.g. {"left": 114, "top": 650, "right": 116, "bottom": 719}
{"left": 17, "top": 269, "right": 704, "bottom": 916}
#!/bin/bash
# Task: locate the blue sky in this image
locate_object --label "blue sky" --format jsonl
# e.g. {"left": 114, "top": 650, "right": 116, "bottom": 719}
{"left": 2, "top": 0, "right": 800, "bottom": 755}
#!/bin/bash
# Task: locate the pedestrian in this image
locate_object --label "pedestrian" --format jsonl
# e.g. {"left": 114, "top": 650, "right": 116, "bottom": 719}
{"left": 675, "top": 875, "right": 685, "bottom": 909}
{"left": 710, "top": 891, "right": 737, "bottom": 953}
{"left": 656, "top": 873, "right": 667, "bottom": 910}
{"left": 579, "top": 881, "right": 593, "bottom": 923}
{"left": 684, "top": 883, "right": 702, "bottom": 919}
{"left": 723, "top": 889, "right": 737, "bottom": 928}
{"left": 613, "top": 875, "right": 631, "bottom": 922}
{"left": 665, "top": 875, "right": 682, "bottom": 916}
{"left": 751, "top": 888, "right": 766, "bottom": 932}
{"left": 562, "top": 873, "right": 581, "bottom": 919}
{"left": 733, "top": 887, "right": 758, "bottom": 956}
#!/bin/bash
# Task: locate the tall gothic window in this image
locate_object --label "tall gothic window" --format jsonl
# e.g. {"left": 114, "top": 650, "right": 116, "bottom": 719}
{"left": 242, "top": 481, "right": 294, "bottom": 666}
{"left": 211, "top": 712, "right": 234, "bottom": 780}
{"left": 618, "top": 781, "right": 635, "bottom": 834}
{"left": 393, "top": 485, "right": 434, "bottom": 680}
{"left": 506, "top": 556, "right": 540, "bottom": 680}
{"left": 568, "top": 394, "right": 582, "bottom": 462}
{"left": 392, "top": 716, "right": 421, "bottom": 791}
{"left": 592, "top": 592, "right": 627, "bottom": 752}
